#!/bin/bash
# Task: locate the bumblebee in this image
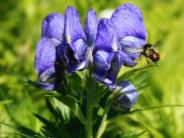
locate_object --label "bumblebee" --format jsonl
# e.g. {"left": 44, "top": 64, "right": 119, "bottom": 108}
{"left": 142, "top": 43, "right": 160, "bottom": 64}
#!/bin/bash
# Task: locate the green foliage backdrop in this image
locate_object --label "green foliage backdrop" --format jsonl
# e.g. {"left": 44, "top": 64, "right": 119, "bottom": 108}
{"left": 0, "top": 0, "right": 184, "bottom": 137}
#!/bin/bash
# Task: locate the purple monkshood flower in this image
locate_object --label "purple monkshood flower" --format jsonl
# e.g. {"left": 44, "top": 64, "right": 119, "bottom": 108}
{"left": 58, "top": 7, "right": 88, "bottom": 73}
{"left": 93, "top": 19, "right": 123, "bottom": 88}
{"left": 35, "top": 7, "right": 90, "bottom": 90}
{"left": 111, "top": 3, "right": 147, "bottom": 67}
{"left": 93, "top": 3, "right": 147, "bottom": 87}
{"left": 35, "top": 13, "right": 65, "bottom": 90}
{"left": 35, "top": 4, "right": 147, "bottom": 90}
{"left": 115, "top": 81, "right": 138, "bottom": 112}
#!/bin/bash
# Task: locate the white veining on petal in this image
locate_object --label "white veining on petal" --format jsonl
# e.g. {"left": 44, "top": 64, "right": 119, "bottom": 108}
{"left": 104, "top": 78, "right": 113, "bottom": 84}
{"left": 39, "top": 67, "right": 55, "bottom": 82}
{"left": 75, "top": 60, "right": 87, "bottom": 71}
{"left": 125, "top": 47, "right": 143, "bottom": 53}
{"left": 112, "top": 43, "right": 118, "bottom": 52}
{"left": 66, "top": 35, "right": 71, "bottom": 44}
{"left": 112, "top": 35, "right": 118, "bottom": 52}
{"left": 122, "top": 84, "right": 134, "bottom": 93}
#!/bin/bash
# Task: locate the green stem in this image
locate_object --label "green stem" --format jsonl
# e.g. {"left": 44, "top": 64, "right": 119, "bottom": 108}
{"left": 96, "top": 109, "right": 109, "bottom": 138}
{"left": 86, "top": 66, "right": 94, "bottom": 138}
{"left": 95, "top": 94, "right": 113, "bottom": 138}
{"left": 86, "top": 85, "right": 93, "bottom": 138}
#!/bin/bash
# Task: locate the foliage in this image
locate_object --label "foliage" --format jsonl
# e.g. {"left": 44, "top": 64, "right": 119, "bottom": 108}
{"left": 0, "top": 0, "right": 184, "bottom": 138}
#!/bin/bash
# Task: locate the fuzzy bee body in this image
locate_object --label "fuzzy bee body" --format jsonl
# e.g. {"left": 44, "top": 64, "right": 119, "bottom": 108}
{"left": 142, "top": 43, "right": 160, "bottom": 63}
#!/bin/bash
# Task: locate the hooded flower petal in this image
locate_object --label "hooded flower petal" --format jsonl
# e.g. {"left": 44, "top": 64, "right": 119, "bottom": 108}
{"left": 93, "top": 19, "right": 122, "bottom": 87}
{"left": 111, "top": 3, "right": 147, "bottom": 40}
{"left": 42, "top": 13, "right": 65, "bottom": 42}
{"left": 93, "top": 50, "right": 115, "bottom": 86}
{"left": 65, "top": 6, "right": 86, "bottom": 44}
{"left": 85, "top": 8, "right": 98, "bottom": 46}
{"left": 120, "top": 36, "right": 146, "bottom": 59}
{"left": 35, "top": 38, "right": 56, "bottom": 75}
{"left": 117, "top": 51, "right": 137, "bottom": 67}
{"left": 35, "top": 37, "right": 63, "bottom": 90}
{"left": 58, "top": 7, "right": 88, "bottom": 73}
{"left": 111, "top": 3, "right": 147, "bottom": 66}
{"left": 115, "top": 81, "right": 138, "bottom": 111}
{"left": 93, "top": 19, "right": 118, "bottom": 53}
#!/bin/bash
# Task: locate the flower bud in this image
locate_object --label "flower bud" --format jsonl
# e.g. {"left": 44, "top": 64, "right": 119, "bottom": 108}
{"left": 114, "top": 81, "right": 138, "bottom": 112}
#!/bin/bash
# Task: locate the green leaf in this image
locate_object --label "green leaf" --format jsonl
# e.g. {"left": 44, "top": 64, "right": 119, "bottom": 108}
{"left": 53, "top": 98, "right": 71, "bottom": 123}
{"left": 118, "top": 65, "right": 156, "bottom": 82}
{"left": 0, "top": 99, "right": 13, "bottom": 105}
{"left": 34, "top": 114, "right": 70, "bottom": 138}
{"left": 119, "top": 130, "right": 147, "bottom": 138}
{"left": 24, "top": 79, "right": 40, "bottom": 88}
{"left": 91, "top": 81, "right": 107, "bottom": 107}
{"left": 45, "top": 98, "right": 65, "bottom": 123}
{"left": 108, "top": 105, "right": 184, "bottom": 120}
{"left": 108, "top": 105, "right": 184, "bottom": 125}
{"left": 45, "top": 93, "right": 86, "bottom": 124}
{"left": 0, "top": 122, "right": 43, "bottom": 138}
{"left": 67, "top": 72, "right": 84, "bottom": 96}
{"left": 129, "top": 104, "right": 184, "bottom": 115}
{"left": 16, "top": 126, "right": 44, "bottom": 138}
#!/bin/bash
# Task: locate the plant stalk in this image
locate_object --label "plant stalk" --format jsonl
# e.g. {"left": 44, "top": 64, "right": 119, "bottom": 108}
{"left": 96, "top": 92, "right": 115, "bottom": 138}
{"left": 87, "top": 92, "right": 93, "bottom": 138}
{"left": 86, "top": 84, "right": 93, "bottom": 138}
{"left": 95, "top": 110, "right": 109, "bottom": 138}
{"left": 86, "top": 68, "right": 93, "bottom": 138}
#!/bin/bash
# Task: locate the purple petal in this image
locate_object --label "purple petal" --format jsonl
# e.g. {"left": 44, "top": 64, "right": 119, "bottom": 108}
{"left": 93, "top": 51, "right": 122, "bottom": 87}
{"left": 93, "top": 19, "right": 117, "bottom": 53}
{"left": 120, "top": 36, "right": 146, "bottom": 60}
{"left": 66, "top": 58, "right": 88, "bottom": 73}
{"left": 42, "top": 13, "right": 65, "bottom": 42}
{"left": 72, "top": 59, "right": 88, "bottom": 72}
{"left": 118, "top": 51, "right": 137, "bottom": 67}
{"left": 38, "top": 82, "right": 59, "bottom": 91}
{"left": 39, "top": 67, "right": 56, "bottom": 82}
{"left": 58, "top": 39, "right": 88, "bottom": 73}
{"left": 34, "top": 37, "right": 63, "bottom": 90}
{"left": 116, "top": 81, "right": 138, "bottom": 111}
{"left": 120, "top": 36, "right": 147, "bottom": 50}
{"left": 38, "top": 67, "right": 60, "bottom": 91}
{"left": 35, "top": 37, "right": 57, "bottom": 75}
{"left": 111, "top": 3, "right": 147, "bottom": 66}
{"left": 111, "top": 3, "right": 147, "bottom": 40}
{"left": 71, "top": 39, "right": 88, "bottom": 62}
{"left": 65, "top": 6, "right": 86, "bottom": 44}
{"left": 93, "top": 50, "right": 113, "bottom": 76}
{"left": 93, "top": 50, "right": 115, "bottom": 86}
{"left": 93, "top": 19, "right": 123, "bottom": 87}
{"left": 58, "top": 6, "right": 88, "bottom": 73}
{"left": 85, "top": 8, "right": 98, "bottom": 46}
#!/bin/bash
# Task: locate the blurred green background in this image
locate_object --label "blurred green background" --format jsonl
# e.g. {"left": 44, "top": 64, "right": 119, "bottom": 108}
{"left": 0, "top": 0, "right": 184, "bottom": 137}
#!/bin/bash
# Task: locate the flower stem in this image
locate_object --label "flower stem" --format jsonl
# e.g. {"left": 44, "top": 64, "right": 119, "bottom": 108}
{"left": 87, "top": 84, "right": 93, "bottom": 138}
{"left": 86, "top": 66, "right": 94, "bottom": 138}
{"left": 96, "top": 92, "right": 115, "bottom": 138}
{"left": 95, "top": 109, "right": 109, "bottom": 138}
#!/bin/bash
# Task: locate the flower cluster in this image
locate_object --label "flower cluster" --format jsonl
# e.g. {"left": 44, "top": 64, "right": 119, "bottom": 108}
{"left": 35, "top": 3, "right": 147, "bottom": 110}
